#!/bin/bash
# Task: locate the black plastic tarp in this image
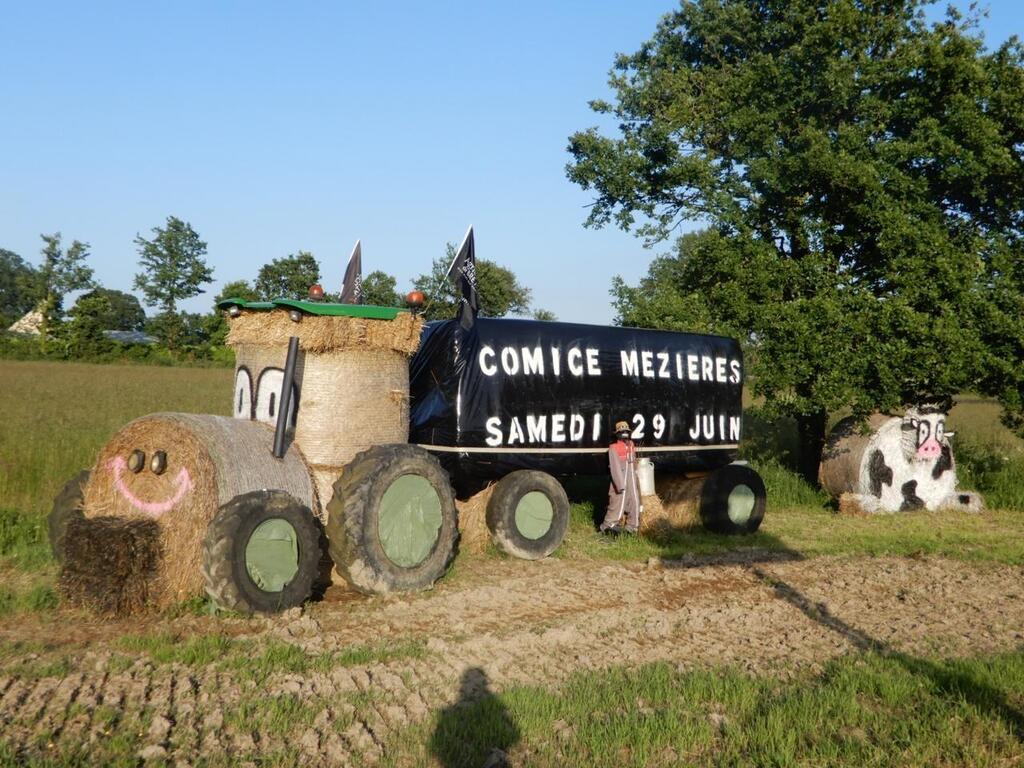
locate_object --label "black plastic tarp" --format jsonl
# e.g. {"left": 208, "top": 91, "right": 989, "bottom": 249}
{"left": 409, "top": 318, "right": 743, "bottom": 496}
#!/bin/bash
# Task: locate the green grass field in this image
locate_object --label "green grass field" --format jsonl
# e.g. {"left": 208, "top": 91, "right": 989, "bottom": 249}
{"left": 1, "top": 359, "right": 1023, "bottom": 766}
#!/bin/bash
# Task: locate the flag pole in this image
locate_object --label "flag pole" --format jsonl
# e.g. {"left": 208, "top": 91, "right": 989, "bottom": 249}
{"left": 423, "top": 225, "right": 473, "bottom": 315}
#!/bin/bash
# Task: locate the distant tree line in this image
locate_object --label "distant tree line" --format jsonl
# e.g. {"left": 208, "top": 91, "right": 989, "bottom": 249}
{"left": 0, "top": 217, "right": 555, "bottom": 362}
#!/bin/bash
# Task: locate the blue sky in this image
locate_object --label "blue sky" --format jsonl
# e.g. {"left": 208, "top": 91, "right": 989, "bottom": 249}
{"left": 2, "top": 1, "right": 1021, "bottom": 325}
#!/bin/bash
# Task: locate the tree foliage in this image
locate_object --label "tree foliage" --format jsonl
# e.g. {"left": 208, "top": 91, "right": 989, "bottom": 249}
{"left": 36, "top": 233, "right": 95, "bottom": 345}
{"left": 133, "top": 217, "right": 213, "bottom": 313}
{"left": 133, "top": 217, "right": 213, "bottom": 349}
{"left": 65, "top": 292, "right": 114, "bottom": 357}
{"left": 0, "top": 249, "right": 39, "bottom": 328}
{"left": 569, "top": 0, "right": 1024, "bottom": 479}
{"left": 255, "top": 251, "right": 320, "bottom": 300}
{"left": 413, "top": 244, "right": 532, "bottom": 322}
{"left": 362, "top": 270, "right": 403, "bottom": 307}
{"left": 76, "top": 288, "right": 146, "bottom": 331}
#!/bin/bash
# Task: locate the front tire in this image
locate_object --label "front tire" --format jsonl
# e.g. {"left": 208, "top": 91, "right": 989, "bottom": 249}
{"left": 486, "top": 470, "right": 569, "bottom": 560}
{"left": 699, "top": 463, "right": 766, "bottom": 535}
{"left": 49, "top": 470, "right": 90, "bottom": 564}
{"left": 202, "top": 490, "right": 323, "bottom": 614}
{"left": 326, "top": 444, "right": 458, "bottom": 594}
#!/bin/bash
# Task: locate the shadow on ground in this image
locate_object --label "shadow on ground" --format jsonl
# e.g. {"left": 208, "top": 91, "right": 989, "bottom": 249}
{"left": 430, "top": 667, "right": 520, "bottom": 768}
{"left": 749, "top": 565, "right": 1024, "bottom": 742}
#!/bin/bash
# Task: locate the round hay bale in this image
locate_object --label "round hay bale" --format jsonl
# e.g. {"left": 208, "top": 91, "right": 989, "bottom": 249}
{"left": 818, "top": 414, "right": 891, "bottom": 498}
{"left": 455, "top": 485, "right": 494, "bottom": 555}
{"left": 290, "top": 349, "right": 409, "bottom": 468}
{"left": 639, "top": 474, "right": 705, "bottom": 537}
{"left": 75, "top": 413, "right": 317, "bottom": 613}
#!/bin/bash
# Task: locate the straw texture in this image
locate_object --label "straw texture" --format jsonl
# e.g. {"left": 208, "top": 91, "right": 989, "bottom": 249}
{"left": 76, "top": 413, "right": 316, "bottom": 612}
{"left": 292, "top": 350, "right": 409, "bottom": 468}
{"left": 640, "top": 474, "right": 705, "bottom": 536}
{"left": 227, "top": 309, "right": 422, "bottom": 355}
{"left": 455, "top": 485, "right": 495, "bottom": 554}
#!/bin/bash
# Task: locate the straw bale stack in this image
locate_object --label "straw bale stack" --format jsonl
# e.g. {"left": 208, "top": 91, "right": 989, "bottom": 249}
{"left": 227, "top": 309, "right": 424, "bottom": 508}
{"left": 70, "top": 413, "right": 316, "bottom": 613}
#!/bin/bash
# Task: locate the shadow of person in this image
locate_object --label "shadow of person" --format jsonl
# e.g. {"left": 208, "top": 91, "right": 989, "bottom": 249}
{"left": 430, "top": 667, "right": 520, "bottom": 768}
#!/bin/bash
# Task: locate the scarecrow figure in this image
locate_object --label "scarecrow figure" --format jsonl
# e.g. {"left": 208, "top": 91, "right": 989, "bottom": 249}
{"left": 600, "top": 420, "right": 641, "bottom": 534}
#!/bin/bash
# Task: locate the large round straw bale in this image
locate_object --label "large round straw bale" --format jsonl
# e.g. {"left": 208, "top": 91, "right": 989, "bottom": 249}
{"left": 640, "top": 474, "right": 705, "bottom": 537}
{"left": 74, "top": 413, "right": 317, "bottom": 613}
{"left": 455, "top": 485, "right": 494, "bottom": 555}
{"left": 818, "top": 414, "right": 891, "bottom": 498}
{"left": 292, "top": 349, "right": 410, "bottom": 468}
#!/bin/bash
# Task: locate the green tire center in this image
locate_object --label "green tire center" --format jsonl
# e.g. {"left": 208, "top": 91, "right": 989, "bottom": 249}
{"left": 378, "top": 474, "right": 443, "bottom": 567}
{"left": 727, "top": 484, "right": 756, "bottom": 526}
{"left": 245, "top": 518, "right": 300, "bottom": 592}
{"left": 514, "top": 491, "right": 554, "bottom": 540}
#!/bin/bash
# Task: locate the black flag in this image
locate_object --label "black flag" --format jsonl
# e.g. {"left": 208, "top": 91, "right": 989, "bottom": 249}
{"left": 340, "top": 240, "right": 363, "bottom": 304}
{"left": 446, "top": 226, "right": 479, "bottom": 330}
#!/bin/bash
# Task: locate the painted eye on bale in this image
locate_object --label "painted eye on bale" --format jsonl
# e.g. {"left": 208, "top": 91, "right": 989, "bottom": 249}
{"left": 234, "top": 368, "right": 253, "bottom": 420}
{"left": 150, "top": 450, "right": 168, "bottom": 475}
{"left": 127, "top": 449, "right": 145, "bottom": 473}
{"left": 917, "top": 420, "right": 930, "bottom": 445}
{"left": 935, "top": 420, "right": 945, "bottom": 442}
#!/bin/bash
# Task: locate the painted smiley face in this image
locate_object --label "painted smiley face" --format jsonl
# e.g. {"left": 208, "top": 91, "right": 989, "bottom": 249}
{"left": 107, "top": 453, "right": 194, "bottom": 519}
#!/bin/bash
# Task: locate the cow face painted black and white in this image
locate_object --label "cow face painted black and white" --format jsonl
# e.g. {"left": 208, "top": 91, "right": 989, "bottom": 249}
{"left": 851, "top": 406, "right": 976, "bottom": 514}
{"left": 900, "top": 410, "right": 951, "bottom": 463}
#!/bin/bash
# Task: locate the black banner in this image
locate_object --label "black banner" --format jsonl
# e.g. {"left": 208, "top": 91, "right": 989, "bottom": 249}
{"left": 409, "top": 318, "right": 744, "bottom": 496}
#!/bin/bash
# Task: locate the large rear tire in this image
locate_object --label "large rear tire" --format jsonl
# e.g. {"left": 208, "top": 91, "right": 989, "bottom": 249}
{"left": 48, "top": 470, "right": 90, "bottom": 564}
{"left": 486, "top": 470, "right": 569, "bottom": 560}
{"left": 202, "top": 490, "right": 323, "bottom": 614}
{"left": 699, "top": 463, "right": 766, "bottom": 535}
{"left": 326, "top": 444, "right": 458, "bottom": 595}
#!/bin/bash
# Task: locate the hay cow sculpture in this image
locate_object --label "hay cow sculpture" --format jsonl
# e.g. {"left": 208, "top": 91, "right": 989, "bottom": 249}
{"left": 819, "top": 408, "right": 984, "bottom": 514}
{"left": 50, "top": 299, "right": 766, "bottom": 615}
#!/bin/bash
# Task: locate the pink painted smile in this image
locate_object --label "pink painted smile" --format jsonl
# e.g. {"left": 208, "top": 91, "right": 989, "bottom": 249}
{"left": 108, "top": 456, "right": 193, "bottom": 518}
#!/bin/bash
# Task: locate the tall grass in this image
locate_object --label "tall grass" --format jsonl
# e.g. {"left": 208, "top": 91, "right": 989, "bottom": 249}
{"left": 0, "top": 360, "right": 230, "bottom": 520}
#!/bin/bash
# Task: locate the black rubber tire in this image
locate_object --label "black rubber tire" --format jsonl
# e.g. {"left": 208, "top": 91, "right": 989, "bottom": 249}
{"left": 699, "top": 463, "right": 767, "bottom": 535}
{"left": 202, "top": 490, "right": 323, "bottom": 614}
{"left": 48, "top": 470, "right": 90, "bottom": 564}
{"left": 486, "top": 470, "right": 569, "bottom": 560}
{"left": 325, "top": 444, "right": 458, "bottom": 595}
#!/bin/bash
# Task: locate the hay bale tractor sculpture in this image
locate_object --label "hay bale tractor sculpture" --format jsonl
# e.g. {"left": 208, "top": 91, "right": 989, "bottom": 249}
{"left": 50, "top": 299, "right": 765, "bottom": 615}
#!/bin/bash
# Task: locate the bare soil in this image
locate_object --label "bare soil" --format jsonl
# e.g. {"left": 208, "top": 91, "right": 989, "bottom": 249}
{"left": 2, "top": 552, "right": 1023, "bottom": 765}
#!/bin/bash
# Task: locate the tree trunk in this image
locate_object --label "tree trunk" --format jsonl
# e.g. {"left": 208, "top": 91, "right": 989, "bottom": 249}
{"left": 795, "top": 410, "right": 828, "bottom": 487}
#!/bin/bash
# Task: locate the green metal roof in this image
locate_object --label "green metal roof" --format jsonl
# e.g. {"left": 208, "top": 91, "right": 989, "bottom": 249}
{"left": 217, "top": 297, "right": 407, "bottom": 320}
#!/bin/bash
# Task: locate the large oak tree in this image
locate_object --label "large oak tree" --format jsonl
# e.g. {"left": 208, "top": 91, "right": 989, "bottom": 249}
{"left": 568, "top": 0, "right": 1024, "bottom": 481}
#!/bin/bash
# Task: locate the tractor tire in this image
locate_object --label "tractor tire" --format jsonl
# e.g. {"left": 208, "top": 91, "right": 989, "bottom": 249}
{"left": 699, "top": 463, "right": 766, "bottom": 535}
{"left": 202, "top": 490, "right": 323, "bottom": 614}
{"left": 486, "top": 470, "right": 569, "bottom": 560}
{"left": 48, "top": 470, "right": 90, "bottom": 564}
{"left": 326, "top": 444, "right": 458, "bottom": 595}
